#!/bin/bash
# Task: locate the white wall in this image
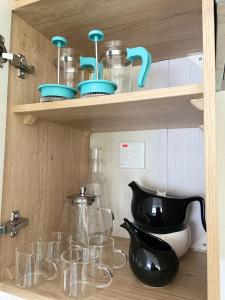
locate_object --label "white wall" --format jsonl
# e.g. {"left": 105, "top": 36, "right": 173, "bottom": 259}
{"left": 90, "top": 128, "right": 205, "bottom": 246}
{"left": 90, "top": 54, "right": 205, "bottom": 248}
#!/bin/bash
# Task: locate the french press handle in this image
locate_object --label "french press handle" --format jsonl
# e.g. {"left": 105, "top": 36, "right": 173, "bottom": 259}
{"left": 80, "top": 56, "right": 103, "bottom": 80}
{"left": 127, "top": 47, "right": 152, "bottom": 88}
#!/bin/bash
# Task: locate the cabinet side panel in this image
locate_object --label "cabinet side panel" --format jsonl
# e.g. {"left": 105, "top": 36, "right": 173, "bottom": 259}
{"left": 0, "top": 14, "right": 89, "bottom": 278}
{"left": 0, "top": 0, "right": 12, "bottom": 222}
{"left": 202, "top": 0, "right": 219, "bottom": 299}
{"left": 216, "top": 92, "right": 225, "bottom": 300}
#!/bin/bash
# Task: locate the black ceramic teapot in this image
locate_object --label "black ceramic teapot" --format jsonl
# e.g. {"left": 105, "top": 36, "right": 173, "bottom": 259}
{"left": 120, "top": 218, "right": 179, "bottom": 287}
{"left": 129, "top": 181, "right": 206, "bottom": 234}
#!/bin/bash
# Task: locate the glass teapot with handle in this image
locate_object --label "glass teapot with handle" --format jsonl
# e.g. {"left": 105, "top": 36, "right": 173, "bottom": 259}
{"left": 99, "top": 40, "right": 152, "bottom": 93}
{"left": 60, "top": 186, "right": 114, "bottom": 245}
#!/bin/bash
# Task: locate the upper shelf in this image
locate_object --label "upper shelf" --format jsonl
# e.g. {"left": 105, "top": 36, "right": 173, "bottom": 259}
{"left": 12, "top": 0, "right": 202, "bottom": 62}
{"left": 13, "top": 84, "right": 203, "bottom": 132}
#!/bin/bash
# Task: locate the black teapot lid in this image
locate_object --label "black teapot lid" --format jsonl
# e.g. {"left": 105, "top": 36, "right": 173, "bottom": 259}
{"left": 67, "top": 186, "right": 95, "bottom": 205}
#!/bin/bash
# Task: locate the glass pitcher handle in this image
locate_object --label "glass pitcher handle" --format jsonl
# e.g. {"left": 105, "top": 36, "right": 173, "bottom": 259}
{"left": 45, "top": 259, "right": 58, "bottom": 281}
{"left": 80, "top": 56, "right": 103, "bottom": 80}
{"left": 100, "top": 207, "right": 114, "bottom": 235}
{"left": 113, "top": 249, "right": 127, "bottom": 269}
{"left": 127, "top": 47, "right": 151, "bottom": 88}
{"left": 95, "top": 264, "right": 113, "bottom": 289}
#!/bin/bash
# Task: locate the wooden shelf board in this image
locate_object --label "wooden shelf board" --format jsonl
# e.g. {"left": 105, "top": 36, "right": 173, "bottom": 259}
{"left": 0, "top": 237, "right": 207, "bottom": 300}
{"left": 12, "top": 0, "right": 202, "bottom": 62}
{"left": 13, "top": 84, "right": 204, "bottom": 132}
{"left": 216, "top": 2, "right": 225, "bottom": 91}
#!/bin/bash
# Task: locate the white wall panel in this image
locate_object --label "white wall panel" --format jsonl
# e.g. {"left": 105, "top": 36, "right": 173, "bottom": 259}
{"left": 90, "top": 128, "right": 205, "bottom": 244}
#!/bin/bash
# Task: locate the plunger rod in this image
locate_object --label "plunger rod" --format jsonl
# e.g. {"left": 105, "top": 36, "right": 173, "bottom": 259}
{"left": 57, "top": 47, "right": 60, "bottom": 84}
{"left": 95, "top": 41, "right": 98, "bottom": 80}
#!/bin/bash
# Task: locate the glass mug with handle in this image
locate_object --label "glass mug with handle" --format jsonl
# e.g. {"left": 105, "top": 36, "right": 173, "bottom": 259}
{"left": 16, "top": 243, "right": 58, "bottom": 288}
{"left": 37, "top": 232, "right": 72, "bottom": 267}
{"left": 100, "top": 40, "right": 152, "bottom": 93}
{"left": 60, "top": 246, "right": 113, "bottom": 298}
{"left": 88, "top": 234, "right": 127, "bottom": 270}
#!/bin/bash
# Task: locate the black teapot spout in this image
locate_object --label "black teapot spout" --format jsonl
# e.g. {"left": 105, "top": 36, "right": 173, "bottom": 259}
{"left": 120, "top": 218, "right": 179, "bottom": 287}
{"left": 120, "top": 218, "right": 142, "bottom": 242}
{"left": 128, "top": 181, "right": 155, "bottom": 195}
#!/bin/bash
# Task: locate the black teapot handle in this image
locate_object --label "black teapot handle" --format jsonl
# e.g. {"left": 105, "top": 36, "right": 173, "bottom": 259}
{"left": 185, "top": 197, "right": 206, "bottom": 231}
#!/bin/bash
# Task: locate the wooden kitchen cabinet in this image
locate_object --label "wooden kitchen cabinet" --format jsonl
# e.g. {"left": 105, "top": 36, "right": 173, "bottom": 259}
{"left": 0, "top": 0, "right": 222, "bottom": 299}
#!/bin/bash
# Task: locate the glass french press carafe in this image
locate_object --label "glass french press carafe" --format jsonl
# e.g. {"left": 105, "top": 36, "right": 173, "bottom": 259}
{"left": 100, "top": 40, "right": 152, "bottom": 93}
{"left": 60, "top": 48, "right": 84, "bottom": 88}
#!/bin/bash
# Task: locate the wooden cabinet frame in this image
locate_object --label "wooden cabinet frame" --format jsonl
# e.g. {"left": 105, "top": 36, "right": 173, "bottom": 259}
{"left": 0, "top": 0, "right": 222, "bottom": 299}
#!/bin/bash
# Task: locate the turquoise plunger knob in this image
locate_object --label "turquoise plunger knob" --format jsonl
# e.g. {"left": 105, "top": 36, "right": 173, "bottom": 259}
{"left": 52, "top": 36, "right": 67, "bottom": 84}
{"left": 52, "top": 36, "right": 68, "bottom": 48}
{"left": 88, "top": 30, "right": 104, "bottom": 42}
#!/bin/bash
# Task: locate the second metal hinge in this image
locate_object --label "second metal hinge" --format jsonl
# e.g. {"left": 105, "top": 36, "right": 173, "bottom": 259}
{"left": 0, "top": 34, "right": 34, "bottom": 79}
{"left": 0, "top": 211, "right": 29, "bottom": 237}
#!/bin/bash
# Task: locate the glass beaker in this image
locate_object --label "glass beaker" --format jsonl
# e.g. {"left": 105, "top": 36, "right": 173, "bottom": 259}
{"left": 37, "top": 232, "right": 72, "bottom": 266}
{"left": 85, "top": 147, "right": 114, "bottom": 235}
{"left": 100, "top": 40, "right": 151, "bottom": 93}
{"left": 16, "top": 244, "right": 57, "bottom": 288}
{"left": 60, "top": 247, "right": 113, "bottom": 298}
{"left": 88, "top": 235, "right": 127, "bottom": 270}
{"left": 60, "top": 48, "right": 84, "bottom": 88}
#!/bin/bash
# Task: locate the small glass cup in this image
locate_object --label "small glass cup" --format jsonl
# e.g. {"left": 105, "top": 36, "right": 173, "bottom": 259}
{"left": 38, "top": 232, "right": 72, "bottom": 266}
{"left": 60, "top": 48, "right": 83, "bottom": 87}
{"left": 16, "top": 244, "right": 57, "bottom": 288}
{"left": 60, "top": 247, "right": 113, "bottom": 298}
{"left": 88, "top": 235, "right": 127, "bottom": 270}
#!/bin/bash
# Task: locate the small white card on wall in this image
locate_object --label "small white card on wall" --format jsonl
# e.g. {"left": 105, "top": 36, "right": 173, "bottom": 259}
{"left": 119, "top": 141, "right": 145, "bottom": 169}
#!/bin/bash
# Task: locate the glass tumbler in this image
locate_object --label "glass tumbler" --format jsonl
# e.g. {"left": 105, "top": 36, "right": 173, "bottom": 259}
{"left": 16, "top": 244, "right": 58, "bottom": 288}
{"left": 60, "top": 48, "right": 83, "bottom": 87}
{"left": 60, "top": 247, "right": 113, "bottom": 298}
{"left": 38, "top": 232, "right": 72, "bottom": 266}
{"left": 88, "top": 235, "right": 127, "bottom": 270}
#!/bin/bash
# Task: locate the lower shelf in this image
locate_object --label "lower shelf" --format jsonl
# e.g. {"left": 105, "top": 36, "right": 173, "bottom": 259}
{"left": 0, "top": 237, "right": 207, "bottom": 300}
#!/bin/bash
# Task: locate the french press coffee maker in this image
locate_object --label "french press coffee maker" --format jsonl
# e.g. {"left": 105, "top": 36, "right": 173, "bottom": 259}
{"left": 100, "top": 40, "right": 152, "bottom": 93}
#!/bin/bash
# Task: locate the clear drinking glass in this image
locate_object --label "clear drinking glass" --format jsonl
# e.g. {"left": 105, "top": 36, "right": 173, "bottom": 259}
{"left": 60, "top": 48, "right": 83, "bottom": 87}
{"left": 85, "top": 147, "right": 114, "bottom": 235}
{"left": 100, "top": 40, "right": 132, "bottom": 93}
{"left": 88, "top": 206, "right": 114, "bottom": 236}
{"left": 38, "top": 232, "right": 72, "bottom": 266}
{"left": 88, "top": 235, "right": 127, "bottom": 270}
{"left": 60, "top": 247, "right": 113, "bottom": 298}
{"left": 16, "top": 244, "right": 58, "bottom": 288}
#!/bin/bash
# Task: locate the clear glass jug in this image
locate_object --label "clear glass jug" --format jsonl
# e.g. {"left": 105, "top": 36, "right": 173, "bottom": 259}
{"left": 59, "top": 48, "right": 84, "bottom": 88}
{"left": 100, "top": 40, "right": 151, "bottom": 93}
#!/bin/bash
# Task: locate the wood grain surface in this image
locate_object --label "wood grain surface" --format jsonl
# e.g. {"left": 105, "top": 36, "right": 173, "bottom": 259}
{"left": 12, "top": 0, "right": 202, "bottom": 63}
{"left": 0, "top": 14, "right": 89, "bottom": 278}
{"left": 202, "top": 0, "right": 219, "bottom": 299}
{"left": 13, "top": 84, "right": 203, "bottom": 132}
{"left": 0, "top": 237, "right": 207, "bottom": 300}
{"left": 216, "top": 2, "right": 225, "bottom": 90}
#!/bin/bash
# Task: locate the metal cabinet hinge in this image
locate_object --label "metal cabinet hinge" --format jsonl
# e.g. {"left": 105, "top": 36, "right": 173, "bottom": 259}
{"left": 0, "top": 34, "right": 34, "bottom": 79}
{"left": 0, "top": 211, "right": 29, "bottom": 237}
